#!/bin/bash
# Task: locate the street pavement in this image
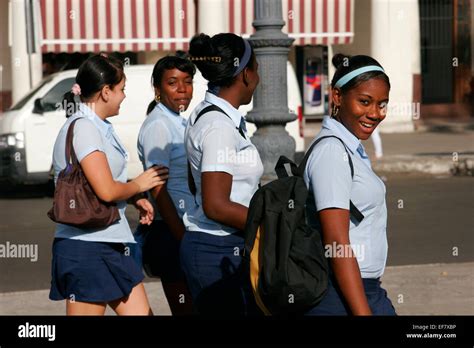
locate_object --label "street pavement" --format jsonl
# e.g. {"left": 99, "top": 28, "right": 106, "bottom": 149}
{"left": 0, "top": 120, "right": 473, "bottom": 315}
{"left": 0, "top": 262, "right": 472, "bottom": 315}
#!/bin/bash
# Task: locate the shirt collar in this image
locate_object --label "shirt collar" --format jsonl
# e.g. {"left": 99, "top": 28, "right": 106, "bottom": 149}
{"left": 204, "top": 91, "right": 243, "bottom": 129}
{"left": 77, "top": 103, "right": 128, "bottom": 158}
{"left": 157, "top": 102, "right": 180, "bottom": 118}
{"left": 156, "top": 102, "right": 187, "bottom": 128}
{"left": 321, "top": 116, "right": 361, "bottom": 154}
{"left": 77, "top": 103, "right": 113, "bottom": 138}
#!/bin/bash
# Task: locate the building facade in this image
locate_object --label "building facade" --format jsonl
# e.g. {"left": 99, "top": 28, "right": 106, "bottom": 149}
{"left": 1, "top": 0, "right": 472, "bottom": 131}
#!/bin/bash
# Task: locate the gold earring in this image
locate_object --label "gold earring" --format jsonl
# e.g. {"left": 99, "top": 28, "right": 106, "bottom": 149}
{"left": 155, "top": 95, "right": 160, "bottom": 103}
{"left": 332, "top": 105, "right": 340, "bottom": 117}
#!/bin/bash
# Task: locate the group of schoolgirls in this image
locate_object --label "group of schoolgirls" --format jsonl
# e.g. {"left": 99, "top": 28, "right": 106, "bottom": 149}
{"left": 49, "top": 33, "right": 396, "bottom": 316}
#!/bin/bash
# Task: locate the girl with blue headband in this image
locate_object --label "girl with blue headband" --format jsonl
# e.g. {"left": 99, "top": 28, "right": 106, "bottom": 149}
{"left": 181, "top": 33, "right": 263, "bottom": 315}
{"left": 304, "top": 54, "right": 396, "bottom": 315}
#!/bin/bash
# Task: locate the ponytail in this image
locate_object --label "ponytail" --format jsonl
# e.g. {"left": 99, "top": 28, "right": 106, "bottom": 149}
{"left": 146, "top": 99, "right": 157, "bottom": 115}
{"left": 62, "top": 91, "right": 79, "bottom": 118}
{"left": 63, "top": 54, "right": 125, "bottom": 118}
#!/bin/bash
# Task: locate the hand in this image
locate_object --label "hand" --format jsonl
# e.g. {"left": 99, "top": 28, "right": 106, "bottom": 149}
{"left": 132, "top": 166, "right": 169, "bottom": 193}
{"left": 134, "top": 198, "right": 154, "bottom": 225}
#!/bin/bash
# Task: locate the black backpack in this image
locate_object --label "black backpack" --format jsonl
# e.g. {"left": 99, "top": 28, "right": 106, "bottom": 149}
{"left": 243, "top": 135, "right": 364, "bottom": 315}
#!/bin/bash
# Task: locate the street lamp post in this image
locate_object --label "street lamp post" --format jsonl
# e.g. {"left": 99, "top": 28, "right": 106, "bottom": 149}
{"left": 247, "top": 0, "right": 296, "bottom": 181}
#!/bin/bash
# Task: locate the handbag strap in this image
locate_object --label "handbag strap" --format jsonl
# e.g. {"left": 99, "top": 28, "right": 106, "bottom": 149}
{"left": 65, "top": 118, "right": 82, "bottom": 165}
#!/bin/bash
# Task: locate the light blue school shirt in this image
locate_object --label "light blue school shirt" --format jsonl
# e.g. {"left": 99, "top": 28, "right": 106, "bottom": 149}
{"left": 303, "top": 116, "right": 388, "bottom": 279}
{"left": 52, "top": 103, "right": 135, "bottom": 243}
{"left": 137, "top": 103, "right": 195, "bottom": 220}
{"left": 183, "top": 91, "right": 264, "bottom": 236}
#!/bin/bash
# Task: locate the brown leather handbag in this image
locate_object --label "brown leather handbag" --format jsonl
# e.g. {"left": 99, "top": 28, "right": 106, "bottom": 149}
{"left": 47, "top": 118, "right": 121, "bottom": 228}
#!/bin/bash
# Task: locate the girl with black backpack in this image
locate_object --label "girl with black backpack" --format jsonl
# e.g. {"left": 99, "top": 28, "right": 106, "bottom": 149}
{"left": 304, "top": 54, "right": 396, "bottom": 315}
{"left": 180, "top": 33, "right": 263, "bottom": 315}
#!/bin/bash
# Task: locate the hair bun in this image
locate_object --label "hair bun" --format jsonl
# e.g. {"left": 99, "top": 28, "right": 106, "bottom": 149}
{"left": 332, "top": 53, "right": 350, "bottom": 69}
{"left": 189, "top": 32, "right": 253, "bottom": 87}
{"left": 189, "top": 33, "right": 214, "bottom": 58}
{"left": 189, "top": 33, "right": 221, "bottom": 82}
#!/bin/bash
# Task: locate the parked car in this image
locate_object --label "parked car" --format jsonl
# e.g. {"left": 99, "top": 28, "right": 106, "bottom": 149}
{"left": 0, "top": 62, "right": 303, "bottom": 186}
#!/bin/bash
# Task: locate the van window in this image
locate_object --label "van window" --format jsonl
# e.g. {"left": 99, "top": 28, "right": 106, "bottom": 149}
{"left": 41, "top": 78, "right": 76, "bottom": 112}
{"left": 9, "top": 77, "right": 53, "bottom": 111}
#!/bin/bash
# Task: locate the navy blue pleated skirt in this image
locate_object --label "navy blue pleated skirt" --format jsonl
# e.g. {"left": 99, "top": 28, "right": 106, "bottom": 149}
{"left": 49, "top": 238, "right": 144, "bottom": 303}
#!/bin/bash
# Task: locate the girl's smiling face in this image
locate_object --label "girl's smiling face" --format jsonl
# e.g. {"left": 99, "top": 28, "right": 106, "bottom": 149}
{"left": 108, "top": 77, "right": 126, "bottom": 116}
{"left": 332, "top": 77, "right": 390, "bottom": 141}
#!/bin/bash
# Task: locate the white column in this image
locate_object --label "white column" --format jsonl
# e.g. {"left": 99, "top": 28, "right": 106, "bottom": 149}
{"left": 198, "top": 0, "right": 227, "bottom": 35}
{"left": 10, "top": 0, "right": 42, "bottom": 104}
{"left": 409, "top": 1, "right": 421, "bottom": 78}
{"left": 371, "top": 0, "right": 417, "bottom": 133}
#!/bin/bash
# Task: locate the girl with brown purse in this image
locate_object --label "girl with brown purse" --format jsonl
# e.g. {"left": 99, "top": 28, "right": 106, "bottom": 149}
{"left": 49, "top": 54, "right": 168, "bottom": 316}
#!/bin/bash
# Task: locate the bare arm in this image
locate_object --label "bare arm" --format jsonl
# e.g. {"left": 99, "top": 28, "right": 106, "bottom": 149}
{"left": 201, "top": 171, "right": 248, "bottom": 230}
{"left": 318, "top": 208, "right": 372, "bottom": 315}
{"left": 150, "top": 182, "right": 186, "bottom": 241}
{"left": 80, "top": 151, "right": 168, "bottom": 203}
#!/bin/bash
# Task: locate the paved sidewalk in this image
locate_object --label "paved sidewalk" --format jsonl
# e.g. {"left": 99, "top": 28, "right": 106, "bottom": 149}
{"left": 1, "top": 262, "right": 472, "bottom": 315}
{"left": 382, "top": 262, "right": 474, "bottom": 315}
{"left": 304, "top": 121, "right": 474, "bottom": 175}
{"left": 0, "top": 279, "right": 172, "bottom": 316}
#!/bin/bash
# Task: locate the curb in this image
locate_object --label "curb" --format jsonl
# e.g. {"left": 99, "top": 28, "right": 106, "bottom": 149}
{"left": 372, "top": 156, "right": 474, "bottom": 176}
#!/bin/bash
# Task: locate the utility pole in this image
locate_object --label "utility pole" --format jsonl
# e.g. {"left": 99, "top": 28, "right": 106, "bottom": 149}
{"left": 247, "top": 0, "right": 296, "bottom": 180}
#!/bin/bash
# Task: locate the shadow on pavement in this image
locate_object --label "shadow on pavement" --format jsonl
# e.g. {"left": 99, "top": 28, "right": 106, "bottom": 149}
{"left": 0, "top": 182, "right": 54, "bottom": 199}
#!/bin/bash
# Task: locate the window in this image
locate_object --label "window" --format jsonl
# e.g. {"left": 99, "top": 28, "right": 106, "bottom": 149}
{"left": 9, "top": 77, "right": 53, "bottom": 111}
{"left": 41, "top": 78, "right": 76, "bottom": 112}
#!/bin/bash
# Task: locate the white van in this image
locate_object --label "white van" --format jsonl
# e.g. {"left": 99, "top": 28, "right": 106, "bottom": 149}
{"left": 0, "top": 63, "right": 303, "bottom": 186}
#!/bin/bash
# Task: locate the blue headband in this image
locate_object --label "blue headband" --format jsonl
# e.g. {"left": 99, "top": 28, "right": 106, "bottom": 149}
{"left": 233, "top": 39, "right": 252, "bottom": 77}
{"left": 334, "top": 65, "right": 385, "bottom": 88}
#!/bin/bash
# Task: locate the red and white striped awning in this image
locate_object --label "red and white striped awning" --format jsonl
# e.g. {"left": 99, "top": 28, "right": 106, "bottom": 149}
{"left": 228, "top": 0, "right": 354, "bottom": 45}
{"left": 39, "top": 0, "right": 196, "bottom": 53}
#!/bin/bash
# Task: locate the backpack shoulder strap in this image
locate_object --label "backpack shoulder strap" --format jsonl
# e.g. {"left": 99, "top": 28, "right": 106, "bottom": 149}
{"left": 298, "top": 135, "right": 364, "bottom": 223}
{"left": 194, "top": 104, "right": 225, "bottom": 124}
{"left": 193, "top": 104, "right": 246, "bottom": 139}
{"left": 297, "top": 135, "right": 353, "bottom": 177}
{"left": 187, "top": 104, "right": 246, "bottom": 196}
{"left": 187, "top": 161, "right": 197, "bottom": 196}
